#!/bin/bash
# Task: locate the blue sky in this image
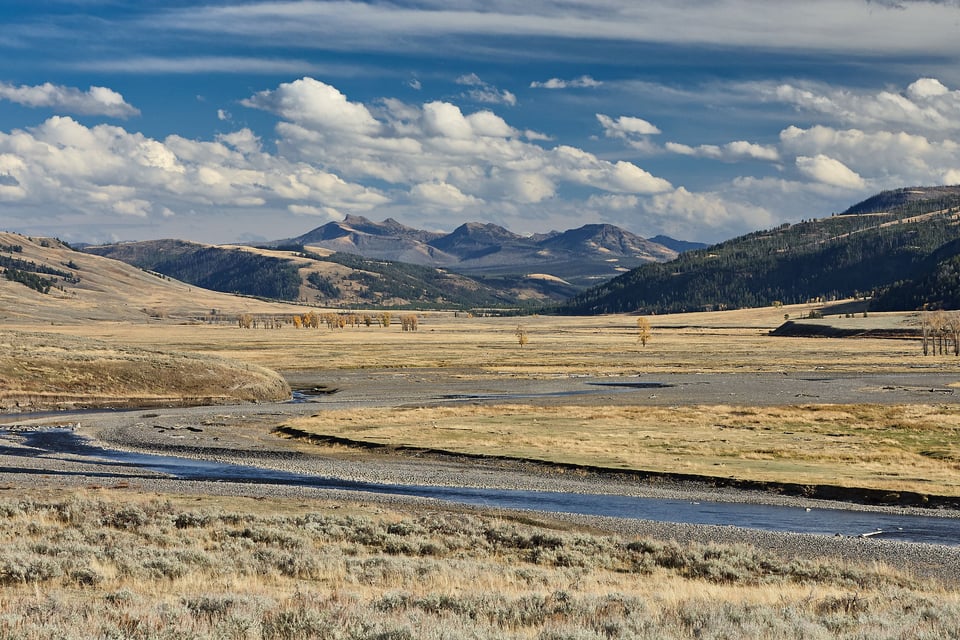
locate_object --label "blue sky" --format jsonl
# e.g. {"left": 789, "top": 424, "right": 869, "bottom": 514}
{"left": 3, "top": 1, "right": 960, "bottom": 245}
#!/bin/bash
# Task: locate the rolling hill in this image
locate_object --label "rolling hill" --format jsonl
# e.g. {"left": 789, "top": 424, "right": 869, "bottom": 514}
{"left": 0, "top": 232, "right": 306, "bottom": 324}
{"left": 560, "top": 185, "right": 960, "bottom": 315}
{"left": 0, "top": 232, "right": 298, "bottom": 411}
{"left": 84, "top": 239, "right": 562, "bottom": 309}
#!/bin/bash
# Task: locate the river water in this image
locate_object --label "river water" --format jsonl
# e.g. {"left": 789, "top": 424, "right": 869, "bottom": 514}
{"left": 7, "top": 428, "right": 960, "bottom": 547}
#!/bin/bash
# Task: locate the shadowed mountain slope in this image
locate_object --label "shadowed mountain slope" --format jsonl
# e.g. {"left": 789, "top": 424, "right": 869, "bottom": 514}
{"left": 560, "top": 186, "right": 960, "bottom": 315}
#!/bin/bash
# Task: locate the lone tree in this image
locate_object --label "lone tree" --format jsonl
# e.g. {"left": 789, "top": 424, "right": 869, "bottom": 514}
{"left": 636, "top": 317, "right": 652, "bottom": 347}
{"left": 515, "top": 323, "right": 529, "bottom": 348}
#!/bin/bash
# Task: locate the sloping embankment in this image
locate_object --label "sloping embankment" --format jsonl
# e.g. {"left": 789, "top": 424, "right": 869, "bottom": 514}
{"left": 0, "top": 330, "right": 290, "bottom": 413}
{"left": 770, "top": 320, "right": 920, "bottom": 339}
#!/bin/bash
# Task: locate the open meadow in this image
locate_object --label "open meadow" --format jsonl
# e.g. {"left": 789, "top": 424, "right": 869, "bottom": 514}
{"left": 7, "top": 304, "right": 960, "bottom": 500}
{"left": 4, "top": 304, "right": 960, "bottom": 637}
{"left": 13, "top": 303, "right": 935, "bottom": 375}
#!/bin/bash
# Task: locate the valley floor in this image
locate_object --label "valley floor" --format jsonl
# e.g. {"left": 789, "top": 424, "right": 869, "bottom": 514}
{"left": 3, "top": 368, "right": 960, "bottom": 585}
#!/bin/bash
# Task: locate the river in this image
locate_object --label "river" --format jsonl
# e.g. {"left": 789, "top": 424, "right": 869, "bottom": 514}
{"left": 5, "top": 427, "right": 960, "bottom": 547}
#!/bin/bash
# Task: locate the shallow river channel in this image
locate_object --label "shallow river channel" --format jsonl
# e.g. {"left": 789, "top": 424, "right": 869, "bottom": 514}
{"left": 5, "top": 428, "right": 960, "bottom": 547}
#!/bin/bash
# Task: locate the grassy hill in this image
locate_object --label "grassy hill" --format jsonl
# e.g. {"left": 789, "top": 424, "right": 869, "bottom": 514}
{"left": 86, "top": 240, "right": 567, "bottom": 309}
{"left": 560, "top": 186, "right": 960, "bottom": 315}
{"left": 0, "top": 232, "right": 299, "bottom": 411}
{"left": 0, "top": 232, "right": 307, "bottom": 324}
{"left": 0, "top": 330, "right": 290, "bottom": 412}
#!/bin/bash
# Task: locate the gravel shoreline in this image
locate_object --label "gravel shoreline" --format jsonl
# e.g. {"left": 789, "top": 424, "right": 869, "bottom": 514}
{"left": 0, "top": 370, "right": 960, "bottom": 586}
{"left": 2, "top": 397, "right": 960, "bottom": 585}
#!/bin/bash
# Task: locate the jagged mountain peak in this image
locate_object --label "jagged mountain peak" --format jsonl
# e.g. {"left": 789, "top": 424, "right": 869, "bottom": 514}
{"left": 541, "top": 223, "right": 677, "bottom": 261}
{"left": 447, "top": 222, "right": 521, "bottom": 240}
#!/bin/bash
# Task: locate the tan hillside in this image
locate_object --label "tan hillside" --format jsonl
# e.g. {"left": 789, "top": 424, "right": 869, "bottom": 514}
{"left": 0, "top": 232, "right": 302, "bottom": 410}
{"left": 0, "top": 232, "right": 310, "bottom": 324}
{"left": 0, "top": 330, "right": 290, "bottom": 412}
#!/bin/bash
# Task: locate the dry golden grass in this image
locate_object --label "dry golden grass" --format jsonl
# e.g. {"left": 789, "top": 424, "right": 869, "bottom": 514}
{"left": 285, "top": 403, "right": 960, "bottom": 496}
{"left": 0, "top": 232, "right": 315, "bottom": 324}
{"left": 0, "top": 330, "right": 290, "bottom": 411}
{"left": 6, "top": 249, "right": 960, "bottom": 494}
{"left": 0, "top": 488, "right": 954, "bottom": 639}
{"left": 7, "top": 305, "right": 944, "bottom": 377}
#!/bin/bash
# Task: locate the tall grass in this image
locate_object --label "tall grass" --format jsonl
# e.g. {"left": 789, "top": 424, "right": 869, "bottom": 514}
{"left": 0, "top": 492, "right": 956, "bottom": 639}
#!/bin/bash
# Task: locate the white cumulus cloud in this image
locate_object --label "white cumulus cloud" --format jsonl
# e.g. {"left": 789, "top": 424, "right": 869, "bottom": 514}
{"left": 665, "top": 140, "right": 780, "bottom": 162}
{"left": 597, "top": 114, "right": 661, "bottom": 137}
{"left": 0, "top": 115, "right": 388, "bottom": 227}
{"left": 243, "top": 77, "right": 673, "bottom": 211}
{"left": 411, "top": 181, "right": 484, "bottom": 210}
{"left": 242, "top": 77, "right": 381, "bottom": 134}
{"left": 796, "top": 154, "right": 866, "bottom": 189}
{"left": 764, "top": 77, "right": 960, "bottom": 132}
{"left": 0, "top": 81, "right": 139, "bottom": 118}
{"left": 642, "top": 187, "right": 774, "bottom": 240}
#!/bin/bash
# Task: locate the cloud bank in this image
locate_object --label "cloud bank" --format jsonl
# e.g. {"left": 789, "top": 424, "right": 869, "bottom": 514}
{"left": 0, "top": 77, "right": 688, "bottom": 240}
{"left": 0, "top": 82, "right": 139, "bottom": 118}
{"left": 5, "top": 72, "right": 960, "bottom": 244}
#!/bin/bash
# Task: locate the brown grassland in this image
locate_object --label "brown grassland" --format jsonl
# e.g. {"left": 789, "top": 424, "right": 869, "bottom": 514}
{"left": 18, "top": 304, "right": 931, "bottom": 375}
{"left": 0, "top": 331, "right": 290, "bottom": 412}
{"left": 0, "top": 489, "right": 957, "bottom": 639}
{"left": 4, "top": 262, "right": 960, "bottom": 638}
{"left": 283, "top": 402, "right": 960, "bottom": 497}
{"left": 9, "top": 305, "right": 960, "bottom": 499}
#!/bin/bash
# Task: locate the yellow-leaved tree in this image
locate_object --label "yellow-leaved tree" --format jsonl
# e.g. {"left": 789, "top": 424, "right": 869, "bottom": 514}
{"left": 636, "top": 317, "right": 651, "bottom": 347}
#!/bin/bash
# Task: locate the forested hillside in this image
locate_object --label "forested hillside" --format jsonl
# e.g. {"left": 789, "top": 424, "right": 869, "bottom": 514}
{"left": 560, "top": 186, "right": 960, "bottom": 315}
{"left": 870, "top": 239, "right": 960, "bottom": 311}
{"left": 86, "top": 240, "right": 302, "bottom": 301}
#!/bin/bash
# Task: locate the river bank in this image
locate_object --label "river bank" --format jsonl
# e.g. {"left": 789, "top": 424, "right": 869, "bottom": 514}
{"left": 3, "top": 389, "right": 960, "bottom": 585}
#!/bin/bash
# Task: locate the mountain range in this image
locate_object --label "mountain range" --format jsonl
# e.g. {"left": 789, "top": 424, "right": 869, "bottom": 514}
{"left": 81, "top": 218, "right": 696, "bottom": 309}
{"left": 273, "top": 216, "right": 685, "bottom": 288}
{"left": 10, "top": 185, "right": 960, "bottom": 316}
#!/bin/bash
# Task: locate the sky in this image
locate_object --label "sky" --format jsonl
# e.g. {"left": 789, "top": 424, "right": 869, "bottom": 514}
{"left": 3, "top": 1, "right": 960, "bottom": 246}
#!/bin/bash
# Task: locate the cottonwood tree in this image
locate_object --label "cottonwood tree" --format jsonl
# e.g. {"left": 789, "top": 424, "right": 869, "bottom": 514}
{"left": 921, "top": 310, "right": 959, "bottom": 355}
{"left": 636, "top": 317, "right": 652, "bottom": 347}
{"left": 401, "top": 314, "right": 418, "bottom": 331}
{"left": 515, "top": 324, "right": 529, "bottom": 348}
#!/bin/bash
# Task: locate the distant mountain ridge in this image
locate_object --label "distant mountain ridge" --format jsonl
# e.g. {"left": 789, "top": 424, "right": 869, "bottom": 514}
{"left": 85, "top": 239, "right": 579, "bottom": 308}
{"left": 561, "top": 185, "right": 960, "bottom": 315}
{"left": 272, "top": 216, "right": 681, "bottom": 288}
{"left": 648, "top": 235, "right": 708, "bottom": 254}
{"left": 841, "top": 185, "right": 960, "bottom": 215}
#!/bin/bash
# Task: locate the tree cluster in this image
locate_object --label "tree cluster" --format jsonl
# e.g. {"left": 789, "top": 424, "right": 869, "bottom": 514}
{"left": 921, "top": 310, "right": 960, "bottom": 356}
{"left": 306, "top": 272, "right": 341, "bottom": 299}
{"left": 4, "top": 268, "right": 55, "bottom": 294}
{"left": 237, "top": 311, "right": 397, "bottom": 330}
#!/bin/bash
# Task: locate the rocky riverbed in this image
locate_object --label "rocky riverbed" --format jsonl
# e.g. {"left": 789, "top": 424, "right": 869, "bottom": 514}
{"left": 2, "top": 369, "right": 960, "bottom": 585}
